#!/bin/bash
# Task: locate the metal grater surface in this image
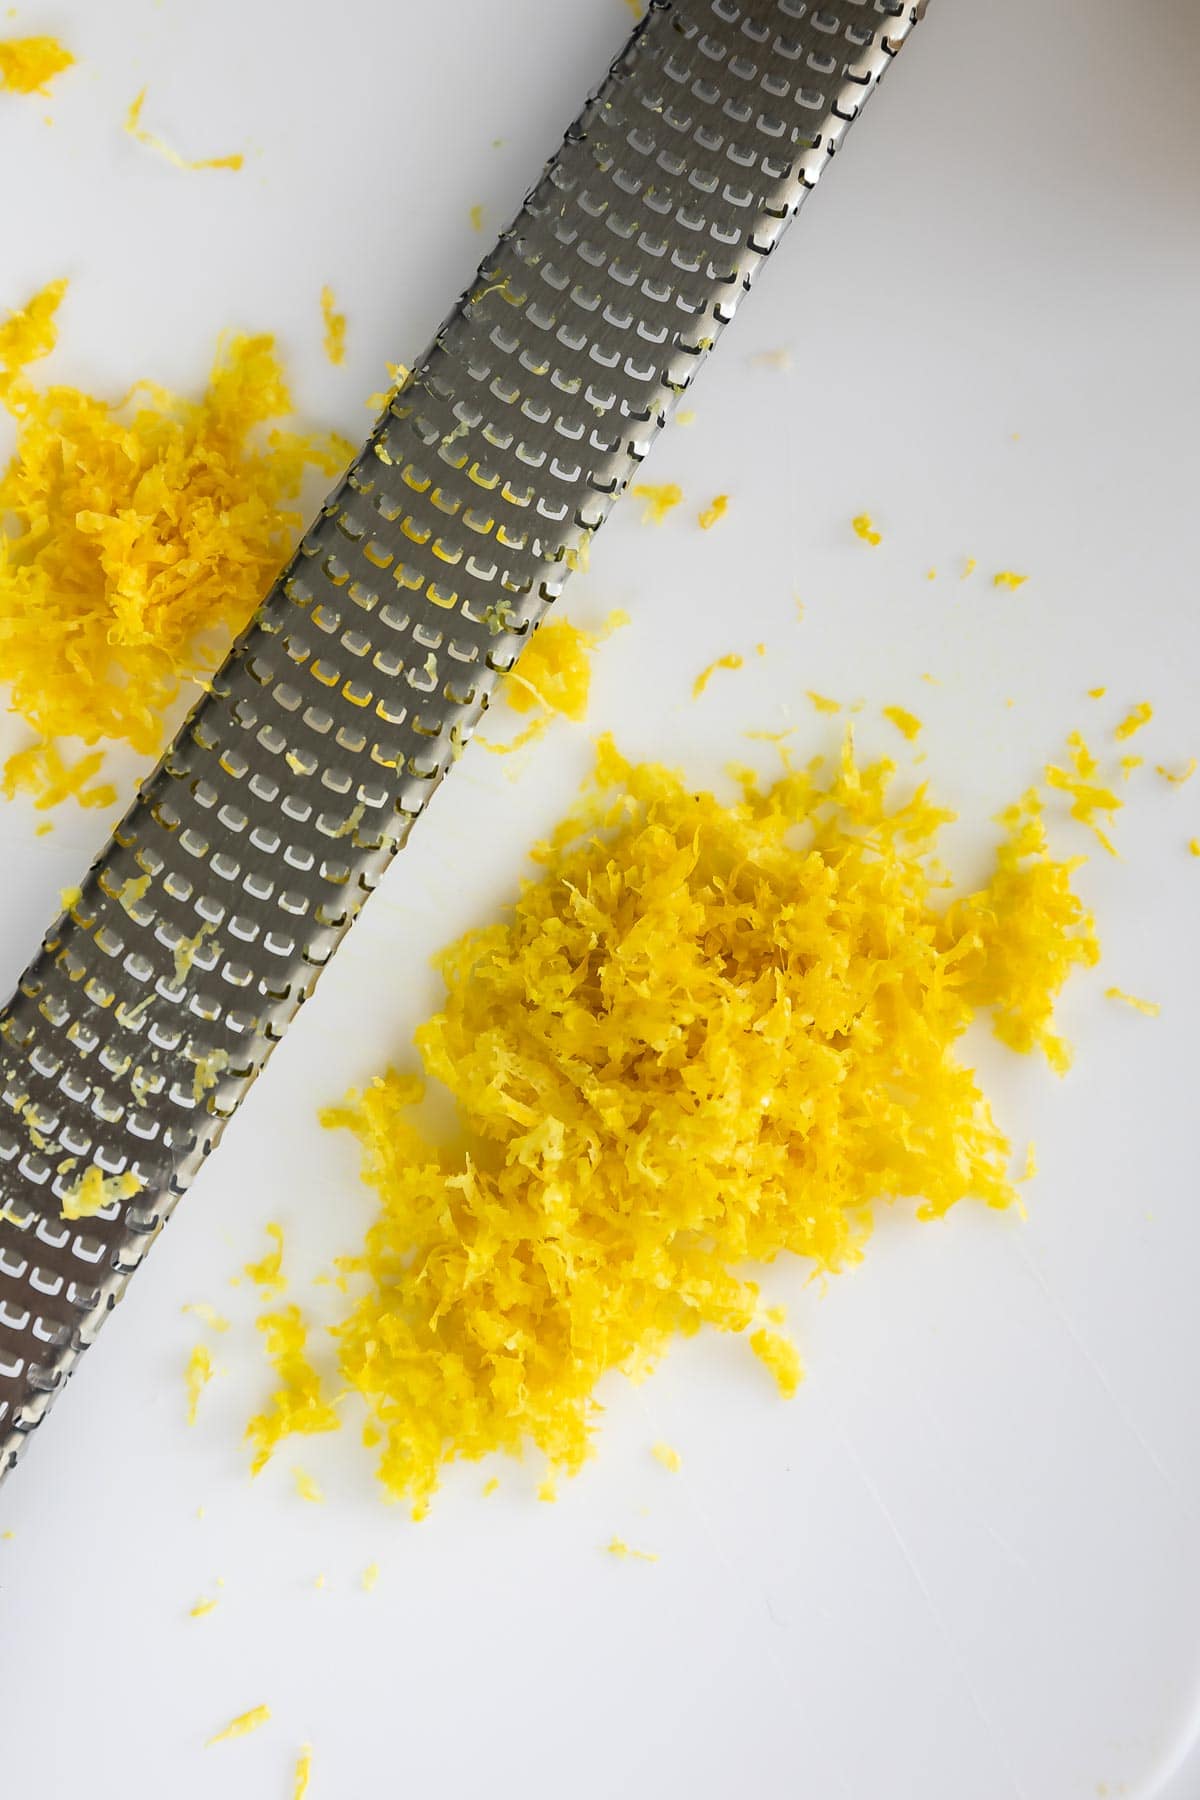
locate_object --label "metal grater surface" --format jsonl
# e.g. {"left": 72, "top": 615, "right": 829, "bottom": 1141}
{"left": 0, "top": 0, "right": 926, "bottom": 1480}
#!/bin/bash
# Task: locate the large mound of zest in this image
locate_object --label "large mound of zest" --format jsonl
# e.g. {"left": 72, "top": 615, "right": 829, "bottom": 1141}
{"left": 249, "top": 733, "right": 1098, "bottom": 1515}
{"left": 0, "top": 282, "right": 349, "bottom": 798}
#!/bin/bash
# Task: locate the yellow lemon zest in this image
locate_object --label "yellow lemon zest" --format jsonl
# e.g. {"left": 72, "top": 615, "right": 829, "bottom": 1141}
{"left": 125, "top": 87, "right": 243, "bottom": 171}
{"left": 698, "top": 494, "right": 728, "bottom": 530}
{"left": 0, "top": 34, "right": 72, "bottom": 95}
{"left": 693, "top": 653, "right": 744, "bottom": 698}
{"left": 631, "top": 481, "right": 682, "bottom": 524}
{"left": 320, "top": 285, "right": 346, "bottom": 365}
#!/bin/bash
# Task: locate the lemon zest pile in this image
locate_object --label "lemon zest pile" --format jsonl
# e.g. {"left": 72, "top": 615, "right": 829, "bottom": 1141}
{"left": 0, "top": 35, "right": 73, "bottom": 95}
{"left": 882, "top": 705, "right": 922, "bottom": 742}
{"left": 1115, "top": 702, "right": 1152, "bottom": 741}
{"left": 320, "top": 285, "right": 346, "bottom": 365}
{"left": 264, "top": 734, "right": 1102, "bottom": 1516}
{"left": 207, "top": 1705, "right": 271, "bottom": 1748}
{"left": 651, "top": 1442, "right": 682, "bottom": 1472}
{"left": 607, "top": 1537, "right": 658, "bottom": 1562}
{"left": 0, "top": 283, "right": 349, "bottom": 804}
{"left": 125, "top": 87, "right": 244, "bottom": 171}
{"left": 60, "top": 1166, "right": 142, "bottom": 1221}
{"left": 186, "top": 1344, "right": 215, "bottom": 1425}
{"left": 1105, "top": 987, "right": 1159, "bottom": 1017}
{"left": 1044, "top": 732, "right": 1121, "bottom": 856}
{"left": 698, "top": 494, "right": 728, "bottom": 530}
{"left": 692, "top": 653, "right": 743, "bottom": 699}
{"left": 246, "top": 1306, "right": 340, "bottom": 1473}
{"left": 479, "top": 613, "right": 627, "bottom": 753}
{"left": 993, "top": 571, "right": 1028, "bottom": 590}
{"left": 632, "top": 481, "right": 682, "bottom": 524}
{"left": 851, "top": 513, "right": 881, "bottom": 546}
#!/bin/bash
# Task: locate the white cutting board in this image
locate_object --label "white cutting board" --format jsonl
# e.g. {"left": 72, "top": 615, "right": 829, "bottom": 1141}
{"left": 1, "top": 2, "right": 1198, "bottom": 1796}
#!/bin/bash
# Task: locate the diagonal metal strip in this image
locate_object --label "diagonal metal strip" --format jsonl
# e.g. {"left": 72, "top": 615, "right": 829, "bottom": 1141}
{"left": 0, "top": 0, "right": 926, "bottom": 1479}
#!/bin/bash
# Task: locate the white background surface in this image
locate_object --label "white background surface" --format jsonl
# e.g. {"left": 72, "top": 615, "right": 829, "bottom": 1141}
{"left": 1, "top": 2, "right": 1199, "bottom": 1796}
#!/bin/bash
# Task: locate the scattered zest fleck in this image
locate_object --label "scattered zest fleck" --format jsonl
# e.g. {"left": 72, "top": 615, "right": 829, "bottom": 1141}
{"left": 292, "top": 1466, "right": 323, "bottom": 1504}
{"left": 1087, "top": 686, "right": 1107, "bottom": 699}
{"left": 993, "top": 571, "right": 1028, "bottom": 590}
{"left": 468, "top": 203, "right": 484, "bottom": 232}
{"left": 632, "top": 481, "right": 683, "bottom": 525}
{"left": 1115, "top": 702, "right": 1153, "bottom": 742}
{"left": 1105, "top": 987, "right": 1160, "bottom": 1017}
{"left": 1156, "top": 759, "right": 1195, "bottom": 786}
{"left": 207, "top": 1705, "right": 271, "bottom": 1748}
{"left": 698, "top": 494, "right": 728, "bottom": 530}
{"left": 851, "top": 513, "right": 881, "bottom": 546}
{"left": 651, "top": 1442, "right": 682, "bottom": 1473}
{"left": 749, "top": 1328, "right": 803, "bottom": 1397}
{"left": 320, "top": 285, "right": 346, "bottom": 366}
{"left": 361, "top": 1561, "right": 380, "bottom": 1591}
{"left": 125, "top": 87, "right": 243, "bottom": 171}
{"left": 806, "top": 690, "right": 840, "bottom": 714}
{"left": 245, "top": 1222, "right": 286, "bottom": 1296}
{"left": 186, "top": 1344, "right": 214, "bottom": 1426}
{"left": 882, "top": 705, "right": 922, "bottom": 741}
{"left": 692, "top": 653, "right": 743, "bottom": 699}
{"left": 294, "top": 1747, "right": 313, "bottom": 1800}
{"left": 190, "top": 1594, "right": 220, "bottom": 1619}
{"left": 607, "top": 1536, "right": 658, "bottom": 1563}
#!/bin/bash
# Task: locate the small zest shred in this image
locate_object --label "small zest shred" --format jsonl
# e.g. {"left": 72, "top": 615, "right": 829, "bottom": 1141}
{"left": 0, "top": 284, "right": 349, "bottom": 805}
{"left": 246, "top": 1306, "right": 340, "bottom": 1474}
{"left": 851, "top": 513, "right": 881, "bottom": 546}
{"left": 482, "top": 1476, "right": 500, "bottom": 1496}
{"left": 207, "top": 1705, "right": 271, "bottom": 1748}
{"left": 292, "top": 1466, "right": 323, "bottom": 1503}
{"left": 190, "top": 1594, "right": 220, "bottom": 1619}
{"left": 468, "top": 203, "right": 484, "bottom": 232}
{"left": 693, "top": 653, "right": 743, "bottom": 699}
{"left": 1190, "top": 840, "right": 1200, "bottom": 858}
{"left": 1115, "top": 702, "right": 1153, "bottom": 741}
{"left": 245, "top": 1222, "right": 287, "bottom": 1295}
{"left": 1105, "top": 987, "right": 1160, "bottom": 1017}
{"left": 607, "top": 1536, "right": 658, "bottom": 1563}
{"left": 806, "top": 690, "right": 840, "bottom": 715}
{"left": 186, "top": 1344, "right": 215, "bottom": 1425}
{"left": 291, "top": 734, "right": 1098, "bottom": 1513}
{"left": 0, "top": 35, "right": 73, "bottom": 95}
{"left": 294, "top": 1747, "right": 313, "bottom": 1799}
{"left": 961, "top": 557, "right": 977, "bottom": 579}
{"left": 1120, "top": 756, "right": 1143, "bottom": 782}
{"left": 698, "top": 494, "right": 729, "bottom": 531}
{"left": 320, "top": 285, "right": 346, "bottom": 365}
{"left": 632, "top": 481, "right": 682, "bottom": 524}
{"left": 1088, "top": 686, "right": 1107, "bottom": 699}
{"left": 60, "top": 1166, "right": 142, "bottom": 1221}
{"left": 1019, "top": 1142, "right": 1037, "bottom": 1183}
{"left": 183, "top": 1310, "right": 232, "bottom": 1339}
{"left": 749, "top": 1328, "right": 803, "bottom": 1397}
{"left": 993, "top": 571, "right": 1028, "bottom": 591}
{"left": 361, "top": 1561, "right": 380, "bottom": 1591}
{"left": 1156, "top": 759, "right": 1195, "bottom": 786}
{"left": 3, "top": 742, "right": 116, "bottom": 812}
{"left": 882, "top": 705, "right": 922, "bottom": 741}
{"left": 479, "top": 613, "right": 627, "bottom": 753}
{"left": 651, "top": 1442, "right": 682, "bottom": 1473}
{"left": 125, "top": 87, "right": 244, "bottom": 171}
{"left": 1044, "top": 732, "right": 1121, "bottom": 856}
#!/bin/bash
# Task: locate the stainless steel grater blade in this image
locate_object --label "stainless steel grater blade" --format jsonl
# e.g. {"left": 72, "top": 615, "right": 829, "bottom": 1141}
{"left": 0, "top": 0, "right": 927, "bottom": 1482}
